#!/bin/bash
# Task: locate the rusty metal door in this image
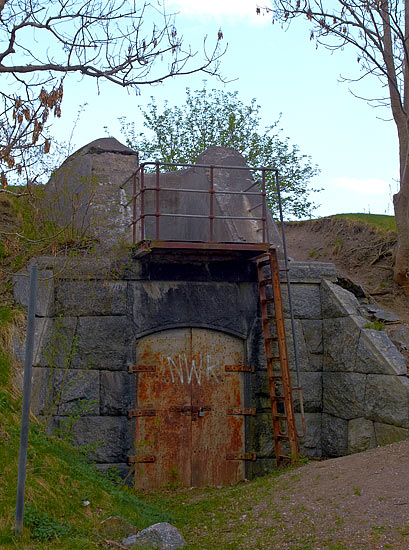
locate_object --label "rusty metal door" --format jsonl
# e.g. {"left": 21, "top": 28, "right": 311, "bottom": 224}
{"left": 131, "top": 328, "right": 246, "bottom": 488}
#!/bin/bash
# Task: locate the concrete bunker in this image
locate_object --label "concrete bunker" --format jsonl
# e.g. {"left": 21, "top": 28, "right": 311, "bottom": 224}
{"left": 13, "top": 138, "right": 409, "bottom": 488}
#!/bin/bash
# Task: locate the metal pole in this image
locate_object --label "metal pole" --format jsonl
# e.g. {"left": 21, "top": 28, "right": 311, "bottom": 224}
{"left": 15, "top": 265, "right": 38, "bottom": 537}
{"left": 275, "top": 171, "right": 306, "bottom": 437}
{"left": 209, "top": 166, "right": 214, "bottom": 242}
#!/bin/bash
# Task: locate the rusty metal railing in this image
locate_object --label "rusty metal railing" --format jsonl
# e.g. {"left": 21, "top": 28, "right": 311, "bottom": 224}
{"left": 125, "top": 161, "right": 278, "bottom": 245}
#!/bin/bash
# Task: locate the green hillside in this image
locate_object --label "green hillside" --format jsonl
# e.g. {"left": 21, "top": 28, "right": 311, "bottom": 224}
{"left": 0, "top": 305, "right": 171, "bottom": 549}
{"left": 331, "top": 213, "right": 396, "bottom": 232}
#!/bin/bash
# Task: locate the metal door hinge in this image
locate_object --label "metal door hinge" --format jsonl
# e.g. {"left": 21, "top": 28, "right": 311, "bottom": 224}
{"left": 226, "top": 453, "right": 257, "bottom": 461}
{"left": 128, "top": 455, "right": 156, "bottom": 464}
{"left": 128, "top": 409, "right": 156, "bottom": 418}
{"left": 225, "top": 364, "right": 255, "bottom": 373}
{"left": 128, "top": 364, "right": 156, "bottom": 373}
{"left": 227, "top": 408, "right": 256, "bottom": 416}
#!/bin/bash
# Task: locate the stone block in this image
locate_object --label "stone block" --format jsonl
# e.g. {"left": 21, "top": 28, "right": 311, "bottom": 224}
{"left": 31, "top": 367, "right": 53, "bottom": 416}
{"left": 13, "top": 269, "right": 54, "bottom": 317}
{"left": 355, "top": 329, "right": 407, "bottom": 375}
{"left": 55, "top": 280, "right": 127, "bottom": 316}
{"left": 323, "top": 316, "right": 365, "bottom": 372}
{"left": 27, "top": 256, "right": 113, "bottom": 280}
{"left": 308, "top": 354, "right": 323, "bottom": 372}
{"left": 321, "top": 279, "right": 361, "bottom": 318}
{"left": 247, "top": 458, "right": 276, "bottom": 478}
{"left": 71, "top": 316, "right": 133, "bottom": 370}
{"left": 297, "top": 412, "right": 322, "bottom": 457}
{"left": 301, "top": 320, "right": 323, "bottom": 355}
{"left": 374, "top": 422, "right": 409, "bottom": 446}
{"left": 292, "top": 371, "right": 322, "bottom": 413}
{"left": 322, "top": 414, "right": 348, "bottom": 457}
{"left": 281, "top": 283, "right": 322, "bottom": 319}
{"left": 252, "top": 412, "right": 274, "bottom": 458}
{"left": 347, "top": 417, "right": 376, "bottom": 454}
{"left": 364, "top": 375, "right": 409, "bottom": 427}
{"left": 13, "top": 317, "right": 77, "bottom": 369}
{"left": 129, "top": 281, "right": 258, "bottom": 338}
{"left": 323, "top": 372, "right": 366, "bottom": 419}
{"left": 388, "top": 326, "right": 409, "bottom": 352}
{"left": 286, "top": 262, "right": 337, "bottom": 283}
{"left": 285, "top": 319, "right": 310, "bottom": 372}
{"left": 100, "top": 371, "right": 134, "bottom": 415}
{"left": 53, "top": 368, "right": 99, "bottom": 416}
{"left": 55, "top": 416, "right": 132, "bottom": 463}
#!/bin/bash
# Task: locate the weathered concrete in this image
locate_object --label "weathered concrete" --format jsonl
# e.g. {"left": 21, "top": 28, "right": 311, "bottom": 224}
{"left": 364, "top": 375, "right": 409, "bottom": 427}
{"left": 323, "top": 372, "right": 366, "bottom": 419}
{"left": 129, "top": 281, "right": 258, "bottom": 338}
{"left": 321, "top": 279, "right": 361, "bottom": 318}
{"left": 55, "top": 280, "right": 127, "bottom": 316}
{"left": 42, "top": 137, "right": 138, "bottom": 248}
{"left": 322, "top": 414, "right": 348, "bottom": 457}
{"left": 13, "top": 268, "right": 54, "bottom": 317}
{"left": 355, "top": 329, "right": 407, "bottom": 375}
{"left": 323, "top": 316, "right": 365, "bottom": 372}
{"left": 374, "top": 422, "right": 409, "bottom": 446}
{"left": 347, "top": 418, "right": 376, "bottom": 454}
{"left": 54, "top": 415, "right": 132, "bottom": 463}
{"left": 12, "top": 248, "right": 409, "bottom": 479}
{"left": 71, "top": 316, "right": 133, "bottom": 371}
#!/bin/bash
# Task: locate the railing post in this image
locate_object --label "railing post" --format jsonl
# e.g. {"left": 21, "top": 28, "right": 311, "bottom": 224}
{"left": 155, "top": 162, "right": 160, "bottom": 240}
{"left": 209, "top": 166, "right": 214, "bottom": 242}
{"left": 261, "top": 169, "right": 267, "bottom": 243}
{"left": 140, "top": 166, "right": 145, "bottom": 241}
{"left": 132, "top": 172, "right": 137, "bottom": 244}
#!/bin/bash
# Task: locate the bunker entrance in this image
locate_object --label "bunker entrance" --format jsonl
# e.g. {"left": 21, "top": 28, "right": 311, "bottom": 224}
{"left": 129, "top": 328, "right": 249, "bottom": 488}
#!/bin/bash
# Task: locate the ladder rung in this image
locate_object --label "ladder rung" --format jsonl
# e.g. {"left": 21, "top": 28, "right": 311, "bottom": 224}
{"left": 262, "top": 317, "right": 276, "bottom": 324}
{"left": 271, "top": 395, "right": 286, "bottom": 401}
{"left": 259, "top": 278, "right": 272, "bottom": 287}
{"left": 277, "top": 434, "right": 289, "bottom": 440}
{"left": 269, "top": 375, "right": 283, "bottom": 382}
{"left": 267, "top": 356, "right": 281, "bottom": 362}
{"left": 257, "top": 256, "right": 271, "bottom": 266}
{"left": 273, "top": 413, "right": 287, "bottom": 419}
{"left": 260, "top": 297, "right": 275, "bottom": 305}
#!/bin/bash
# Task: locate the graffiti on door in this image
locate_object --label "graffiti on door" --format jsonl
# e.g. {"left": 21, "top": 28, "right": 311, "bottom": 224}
{"left": 166, "top": 353, "right": 220, "bottom": 385}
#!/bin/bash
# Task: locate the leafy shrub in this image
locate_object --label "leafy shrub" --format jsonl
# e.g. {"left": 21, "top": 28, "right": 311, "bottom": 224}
{"left": 24, "top": 505, "right": 72, "bottom": 541}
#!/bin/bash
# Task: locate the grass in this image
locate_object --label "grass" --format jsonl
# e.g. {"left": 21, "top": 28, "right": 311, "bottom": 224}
{"left": 0, "top": 305, "right": 171, "bottom": 549}
{"left": 331, "top": 213, "right": 397, "bottom": 232}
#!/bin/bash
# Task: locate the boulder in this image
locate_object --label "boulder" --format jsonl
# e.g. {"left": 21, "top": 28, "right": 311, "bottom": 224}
{"left": 122, "top": 522, "right": 186, "bottom": 549}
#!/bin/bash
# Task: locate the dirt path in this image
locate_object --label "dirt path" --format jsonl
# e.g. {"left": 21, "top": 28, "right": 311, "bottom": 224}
{"left": 172, "top": 442, "right": 409, "bottom": 549}
{"left": 251, "top": 441, "right": 409, "bottom": 549}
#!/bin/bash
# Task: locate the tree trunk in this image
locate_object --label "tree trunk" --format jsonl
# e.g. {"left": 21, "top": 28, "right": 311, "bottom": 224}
{"left": 394, "top": 182, "right": 409, "bottom": 292}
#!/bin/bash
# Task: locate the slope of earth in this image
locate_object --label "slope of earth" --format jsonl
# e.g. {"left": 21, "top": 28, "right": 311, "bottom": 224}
{"left": 283, "top": 216, "right": 409, "bottom": 322}
{"left": 146, "top": 441, "right": 409, "bottom": 549}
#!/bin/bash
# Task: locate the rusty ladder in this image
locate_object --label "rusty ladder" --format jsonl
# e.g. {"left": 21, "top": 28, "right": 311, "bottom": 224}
{"left": 257, "top": 248, "right": 302, "bottom": 466}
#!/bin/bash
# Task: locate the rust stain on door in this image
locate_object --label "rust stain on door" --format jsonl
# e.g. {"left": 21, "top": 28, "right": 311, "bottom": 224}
{"left": 133, "top": 328, "right": 246, "bottom": 489}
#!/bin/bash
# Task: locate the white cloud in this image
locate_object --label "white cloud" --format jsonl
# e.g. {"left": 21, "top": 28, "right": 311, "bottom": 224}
{"left": 330, "top": 177, "right": 392, "bottom": 196}
{"left": 167, "top": 0, "right": 268, "bottom": 23}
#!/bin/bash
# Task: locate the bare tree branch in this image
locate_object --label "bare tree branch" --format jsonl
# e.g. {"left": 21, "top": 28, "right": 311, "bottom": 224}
{"left": 0, "top": 0, "right": 225, "bottom": 189}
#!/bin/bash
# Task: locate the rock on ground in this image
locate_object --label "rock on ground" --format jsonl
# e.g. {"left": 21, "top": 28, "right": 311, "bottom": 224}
{"left": 122, "top": 522, "right": 187, "bottom": 549}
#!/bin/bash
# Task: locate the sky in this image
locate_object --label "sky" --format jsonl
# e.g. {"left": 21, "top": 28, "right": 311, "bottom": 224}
{"left": 51, "top": 0, "right": 399, "bottom": 219}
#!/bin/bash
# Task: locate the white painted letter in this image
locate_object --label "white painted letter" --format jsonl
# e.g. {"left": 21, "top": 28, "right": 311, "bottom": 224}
{"left": 206, "top": 354, "right": 220, "bottom": 383}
